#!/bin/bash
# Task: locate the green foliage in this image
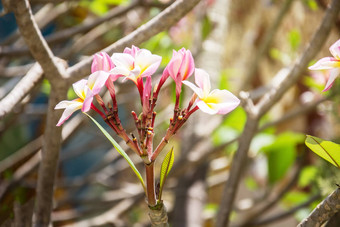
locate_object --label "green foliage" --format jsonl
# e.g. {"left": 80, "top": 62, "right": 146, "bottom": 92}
{"left": 303, "top": 75, "right": 325, "bottom": 92}
{"left": 158, "top": 147, "right": 174, "bottom": 200}
{"left": 212, "top": 107, "right": 246, "bottom": 152}
{"left": 305, "top": 135, "right": 340, "bottom": 168}
{"left": 287, "top": 29, "right": 301, "bottom": 52}
{"left": 303, "top": 0, "right": 319, "bottom": 11}
{"left": 298, "top": 166, "right": 318, "bottom": 188}
{"left": 245, "top": 177, "right": 258, "bottom": 190}
{"left": 85, "top": 113, "right": 146, "bottom": 191}
{"left": 261, "top": 132, "right": 304, "bottom": 184}
{"left": 219, "top": 69, "right": 238, "bottom": 90}
{"left": 0, "top": 124, "right": 27, "bottom": 161}
{"left": 81, "top": 0, "right": 128, "bottom": 15}
{"left": 41, "top": 79, "right": 51, "bottom": 95}
{"left": 317, "top": 160, "right": 340, "bottom": 195}
{"left": 283, "top": 190, "right": 309, "bottom": 207}
{"left": 202, "top": 16, "right": 213, "bottom": 40}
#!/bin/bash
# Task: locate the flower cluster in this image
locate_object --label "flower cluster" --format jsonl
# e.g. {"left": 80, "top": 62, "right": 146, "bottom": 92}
{"left": 309, "top": 39, "right": 340, "bottom": 92}
{"left": 55, "top": 46, "right": 240, "bottom": 162}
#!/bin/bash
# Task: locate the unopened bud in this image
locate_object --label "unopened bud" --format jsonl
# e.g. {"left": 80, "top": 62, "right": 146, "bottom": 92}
{"left": 178, "top": 115, "right": 183, "bottom": 120}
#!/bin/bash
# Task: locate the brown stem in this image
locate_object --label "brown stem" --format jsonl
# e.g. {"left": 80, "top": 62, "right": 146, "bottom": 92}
{"left": 145, "top": 162, "right": 156, "bottom": 206}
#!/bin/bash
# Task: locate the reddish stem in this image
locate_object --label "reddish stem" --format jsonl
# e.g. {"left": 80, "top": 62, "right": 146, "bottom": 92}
{"left": 145, "top": 162, "right": 156, "bottom": 206}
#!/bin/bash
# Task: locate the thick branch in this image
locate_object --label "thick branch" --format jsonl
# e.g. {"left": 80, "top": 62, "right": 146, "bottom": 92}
{"left": 0, "top": 63, "right": 42, "bottom": 118}
{"left": 5, "top": 0, "right": 69, "bottom": 226}
{"left": 298, "top": 187, "right": 340, "bottom": 227}
{"left": 216, "top": 116, "right": 259, "bottom": 227}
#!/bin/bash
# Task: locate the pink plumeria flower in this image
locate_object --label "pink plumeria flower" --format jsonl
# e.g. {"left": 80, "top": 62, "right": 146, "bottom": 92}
{"left": 309, "top": 39, "right": 340, "bottom": 91}
{"left": 111, "top": 46, "right": 162, "bottom": 84}
{"left": 183, "top": 68, "right": 240, "bottom": 115}
{"left": 164, "top": 48, "right": 194, "bottom": 94}
{"left": 55, "top": 71, "right": 109, "bottom": 126}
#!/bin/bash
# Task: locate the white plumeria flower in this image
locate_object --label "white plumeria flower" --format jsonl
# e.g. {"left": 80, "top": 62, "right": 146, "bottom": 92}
{"left": 55, "top": 71, "right": 109, "bottom": 126}
{"left": 182, "top": 68, "right": 240, "bottom": 115}
{"left": 111, "top": 46, "right": 162, "bottom": 84}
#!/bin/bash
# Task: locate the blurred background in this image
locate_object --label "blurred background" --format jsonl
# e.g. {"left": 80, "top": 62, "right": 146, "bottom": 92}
{"left": 1, "top": 0, "right": 340, "bottom": 226}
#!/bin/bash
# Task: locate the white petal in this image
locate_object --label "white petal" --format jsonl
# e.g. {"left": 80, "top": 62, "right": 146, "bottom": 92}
{"left": 72, "top": 79, "right": 87, "bottom": 100}
{"left": 56, "top": 102, "right": 83, "bottom": 126}
{"left": 182, "top": 80, "right": 204, "bottom": 98}
{"left": 87, "top": 71, "right": 109, "bottom": 94}
{"left": 194, "top": 68, "right": 211, "bottom": 96}
{"left": 324, "top": 68, "right": 340, "bottom": 91}
{"left": 111, "top": 53, "right": 134, "bottom": 69}
{"left": 330, "top": 39, "right": 340, "bottom": 60}
{"left": 196, "top": 100, "right": 218, "bottom": 115}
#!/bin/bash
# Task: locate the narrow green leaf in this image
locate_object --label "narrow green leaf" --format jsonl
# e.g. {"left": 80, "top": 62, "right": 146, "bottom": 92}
{"left": 158, "top": 147, "right": 174, "bottom": 200}
{"left": 85, "top": 113, "right": 145, "bottom": 190}
{"left": 305, "top": 135, "right": 340, "bottom": 168}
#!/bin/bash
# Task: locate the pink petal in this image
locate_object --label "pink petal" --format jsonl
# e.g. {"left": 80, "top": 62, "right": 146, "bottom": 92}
{"left": 309, "top": 57, "right": 340, "bottom": 70}
{"left": 81, "top": 87, "right": 94, "bottom": 112}
{"left": 194, "top": 68, "right": 211, "bottom": 96}
{"left": 124, "top": 45, "right": 140, "bottom": 57}
{"left": 323, "top": 68, "right": 340, "bottom": 92}
{"left": 56, "top": 101, "right": 83, "bottom": 126}
{"left": 329, "top": 39, "right": 340, "bottom": 60}
{"left": 87, "top": 71, "right": 110, "bottom": 95}
{"left": 167, "top": 55, "right": 182, "bottom": 80}
{"left": 72, "top": 79, "right": 87, "bottom": 100}
{"left": 91, "top": 52, "right": 114, "bottom": 73}
{"left": 179, "top": 49, "right": 194, "bottom": 80}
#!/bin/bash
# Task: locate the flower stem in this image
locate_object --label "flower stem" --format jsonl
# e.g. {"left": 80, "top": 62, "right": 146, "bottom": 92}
{"left": 145, "top": 162, "right": 156, "bottom": 206}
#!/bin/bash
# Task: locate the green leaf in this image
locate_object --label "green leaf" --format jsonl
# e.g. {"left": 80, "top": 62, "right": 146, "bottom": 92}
{"left": 298, "top": 166, "right": 318, "bottom": 187}
{"left": 158, "top": 147, "right": 174, "bottom": 200}
{"left": 85, "top": 113, "right": 145, "bottom": 191}
{"left": 305, "top": 135, "right": 340, "bottom": 168}
{"left": 288, "top": 29, "right": 301, "bottom": 51}
{"left": 262, "top": 132, "right": 304, "bottom": 184}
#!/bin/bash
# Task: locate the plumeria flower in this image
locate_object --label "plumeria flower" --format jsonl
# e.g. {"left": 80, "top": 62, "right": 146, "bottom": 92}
{"left": 183, "top": 68, "right": 240, "bottom": 115}
{"left": 309, "top": 39, "right": 340, "bottom": 91}
{"left": 55, "top": 71, "right": 109, "bottom": 126}
{"left": 111, "top": 46, "right": 162, "bottom": 84}
{"left": 164, "top": 48, "right": 194, "bottom": 95}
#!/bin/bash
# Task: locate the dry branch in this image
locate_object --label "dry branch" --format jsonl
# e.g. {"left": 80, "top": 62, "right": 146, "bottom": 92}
{"left": 298, "top": 187, "right": 340, "bottom": 227}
